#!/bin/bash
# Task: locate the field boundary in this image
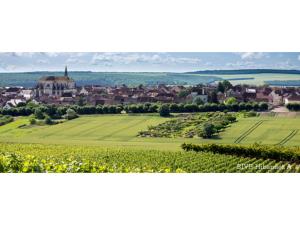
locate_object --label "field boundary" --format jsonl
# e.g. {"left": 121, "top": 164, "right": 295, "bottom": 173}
{"left": 276, "top": 129, "right": 299, "bottom": 146}
{"left": 234, "top": 120, "right": 264, "bottom": 144}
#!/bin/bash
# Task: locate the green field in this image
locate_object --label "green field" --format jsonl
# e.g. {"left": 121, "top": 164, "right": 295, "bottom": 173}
{"left": 213, "top": 73, "right": 300, "bottom": 85}
{"left": 1, "top": 114, "right": 300, "bottom": 172}
{"left": 1, "top": 114, "right": 300, "bottom": 149}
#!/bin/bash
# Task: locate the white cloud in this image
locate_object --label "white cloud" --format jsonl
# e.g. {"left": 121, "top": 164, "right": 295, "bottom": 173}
{"left": 42, "top": 52, "right": 59, "bottom": 57}
{"left": 298, "top": 55, "right": 300, "bottom": 61}
{"left": 237, "top": 52, "right": 267, "bottom": 60}
{"left": 90, "top": 53, "right": 202, "bottom": 66}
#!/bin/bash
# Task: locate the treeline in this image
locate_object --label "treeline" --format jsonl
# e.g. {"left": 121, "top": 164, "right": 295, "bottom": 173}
{"left": 0, "top": 101, "right": 268, "bottom": 117}
{"left": 182, "top": 143, "right": 300, "bottom": 163}
{"left": 286, "top": 103, "right": 300, "bottom": 111}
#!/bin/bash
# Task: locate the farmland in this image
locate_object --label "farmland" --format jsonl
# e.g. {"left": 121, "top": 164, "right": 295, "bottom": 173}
{"left": 1, "top": 114, "right": 300, "bottom": 147}
{"left": 0, "top": 143, "right": 299, "bottom": 172}
{"left": 1, "top": 71, "right": 300, "bottom": 87}
{"left": 211, "top": 73, "right": 300, "bottom": 85}
{"left": 1, "top": 114, "right": 300, "bottom": 172}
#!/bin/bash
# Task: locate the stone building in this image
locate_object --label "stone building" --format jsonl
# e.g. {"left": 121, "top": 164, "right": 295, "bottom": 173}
{"left": 36, "top": 66, "right": 76, "bottom": 97}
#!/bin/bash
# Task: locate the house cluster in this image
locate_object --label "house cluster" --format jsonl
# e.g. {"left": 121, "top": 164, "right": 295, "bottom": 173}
{"left": 221, "top": 85, "right": 300, "bottom": 106}
{"left": 1, "top": 67, "right": 300, "bottom": 109}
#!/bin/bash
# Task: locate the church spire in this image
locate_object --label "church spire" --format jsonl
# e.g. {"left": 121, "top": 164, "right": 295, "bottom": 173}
{"left": 64, "top": 66, "right": 68, "bottom": 77}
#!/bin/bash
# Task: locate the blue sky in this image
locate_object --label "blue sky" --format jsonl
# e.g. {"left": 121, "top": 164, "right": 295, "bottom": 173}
{"left": 0, "top": 52, "right": 300, "bottom": 72}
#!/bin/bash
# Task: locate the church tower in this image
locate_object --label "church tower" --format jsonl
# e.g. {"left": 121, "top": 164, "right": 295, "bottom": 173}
{"left": 64, "top": 66, "right": 68, "bottom": 77}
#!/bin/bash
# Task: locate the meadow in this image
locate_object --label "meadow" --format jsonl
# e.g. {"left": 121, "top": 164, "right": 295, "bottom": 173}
{"left": 1, "top": 114, "right": 300, "bottom": 148}
{"left": 208, "top": 73, "right": 300, "bottom": 86}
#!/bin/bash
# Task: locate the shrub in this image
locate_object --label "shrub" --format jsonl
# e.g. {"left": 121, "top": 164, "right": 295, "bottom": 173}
{"left": 29, "top": 118, "right": 36, "bottom": 125}
{"left": 201, "top": 123, "right": 216, "bottom": 138}
{"left": 0, "top": 115, "right": 13, "bottom": 126}
{"left": 65, "top": 109, "right": 78, "bottom": 120}
{"left": 34, "top": 108, "right": 45, "bottom": 120}
{"left": 159, "top": 104, "right": 170, "bottom": 117}
{"left": 44, "top": 116, "right": 53, "bottom": 125}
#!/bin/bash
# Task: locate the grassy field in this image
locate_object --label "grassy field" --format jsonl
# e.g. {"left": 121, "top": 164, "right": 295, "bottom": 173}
{"left": 213, "top": 73, "right": 300, "bottom": 85}
{"left": 1, "top": 114, "right": 300, "bottom": 149}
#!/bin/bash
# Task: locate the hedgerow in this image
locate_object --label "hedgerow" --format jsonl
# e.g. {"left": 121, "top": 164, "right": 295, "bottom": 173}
{"left": 182, "top": 143, "right": 300, "bottom": 163}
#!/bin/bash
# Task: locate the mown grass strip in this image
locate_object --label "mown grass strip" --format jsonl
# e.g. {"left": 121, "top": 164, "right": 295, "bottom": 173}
{"left": 277, "top": 129, "right": 299, "bottom": 146}
{"left": 234, "top": 120, "right": 264, "bottom": 144}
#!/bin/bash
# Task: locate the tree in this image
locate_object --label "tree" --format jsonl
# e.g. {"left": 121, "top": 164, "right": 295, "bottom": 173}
{"left": 78, "top": 96, "right": 85, "bottom": 106}
{"left": 34, "top": 108, "right": 45, "bottom": 120}
{"left": 159, "top": 104, "right": 170, "bottom": 117}
{"left": 222, "top": 80, "right": 233, "bottom": 91}
{"left": 178, "top": 89, "right": 190, "bottom": 98}
{"left": 170, "top": 103, "right": 180, "bottom": 113}
{"left": 193, "top": 97, "right": 204, "bottom": 105}
{"left": 17, "top": 102, "right": 26, "bottom": 107}
{"left": 201, "top": 123, "right": 215, "bottom": 138}
{"left": 259, "top": 102, "right": 268, "bottom": 111}
{"left": 65, "top": 108, "right": 78, "bottom": 120}
{"left": 217, "top": 82, "right": 225, "bottom": 93}
{"left": 208, "top": 91, "right": 218, "bottom": 103}
{"left": 224, "top": 97, "right": 237, "bottom": 105}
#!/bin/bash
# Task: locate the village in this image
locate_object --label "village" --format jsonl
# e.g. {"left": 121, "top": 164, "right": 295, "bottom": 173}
{"left": 1, "top": 67, "right": 300, "bottom": 110}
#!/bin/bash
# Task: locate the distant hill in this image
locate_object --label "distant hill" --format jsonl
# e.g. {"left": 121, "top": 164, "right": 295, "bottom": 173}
{"left": 185, "top": 69, "right": 300, "bottom": 75}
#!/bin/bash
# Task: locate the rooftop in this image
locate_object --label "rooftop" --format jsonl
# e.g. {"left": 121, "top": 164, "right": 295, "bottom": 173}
{"left": 38, "top": 76, "right": 74, "bottom": 82}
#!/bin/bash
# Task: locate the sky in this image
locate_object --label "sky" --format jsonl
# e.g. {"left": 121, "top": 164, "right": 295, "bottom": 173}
{"left": 0, "top": 52, "right": 300, "bottom": 72}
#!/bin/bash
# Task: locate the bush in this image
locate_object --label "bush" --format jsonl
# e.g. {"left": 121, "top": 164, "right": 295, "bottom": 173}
{"left": 286, "top": 103, "right": 300, "bottom": 111}
{"left": 29, "top": 118, "right": 36, "bottom": 125}
{"left": 0, "top": 115, "right": 13, "bottom": 126}
{"left": 44, "top": 116, "right": 53, "bottom": 125}
{"left": 65, "top": 109, "right": 78, "bottom": 120}
{"left": 159, "top": 104, "right": 170, "bottom": 117}
{"left": 201, "top": 123, "right": 215, "bottom": 138}
{"left": 34, "top": 108, "right": 45, "bottom": 119}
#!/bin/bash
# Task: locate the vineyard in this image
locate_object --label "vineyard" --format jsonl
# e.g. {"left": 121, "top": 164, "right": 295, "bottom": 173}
{"left": 0, "top": 114, "right": 300, "bottom": 172}
{"left": 0, "top": 143, "right": 299, "bottom": 173}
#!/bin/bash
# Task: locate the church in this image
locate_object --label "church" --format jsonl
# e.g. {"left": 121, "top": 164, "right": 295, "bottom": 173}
{"left": 36, "top": 66, "right": 76, "bottom": 97}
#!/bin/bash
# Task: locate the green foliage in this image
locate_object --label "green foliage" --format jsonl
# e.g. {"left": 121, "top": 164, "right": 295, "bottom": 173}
{"left": 224, "top": 97, "right": 237, "bottom": 105}
{"left": 29, "top": 118, "right": 36, "bottom": 125}
{"left": 139, "top": 112, "right": 237, "bottom": 139}
{"left": 217, "top": 82, "right": 225, "bottom": 93}
{"left": 182, "top": 143, "right": 300, "bottom": 163}
{"left": 201, "top": 123, "right": 215, "bottom": 138}
{"left": 193, "top": 97, "right": 204, "bottom": 105}
{"left": 217, "top": 80, "right": 233, "bottom": 93}
{"left": 16, "top": 102, "right": 26, "bottom": 107}
{"left": 286, "top": 103, "right": 300, "bottom": 111}
{"left": 65, "top": 109, "right": 78, "bottom": 120}
{"left": 159, "top": 104, "right": 170, "bottom": 117}
{"left": 44, "top": 116, "right": 53, "bottom": 125}
{"left": 0, "top": 115, "right": 13, "bottom": 126}
{"left": 222, "top": 80, "right": 233, "bottom": 91}
{"left": 34, "top": 108, "right": 45, "bottom": 119}
{"left": 178, "top": 89, "right": 190, "bottom": 98}
{"left": 208, "top": 91, "right": 218, "bottom": 103}
{"left": 0, "top": 143, "right": 299, "bottom": 173}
